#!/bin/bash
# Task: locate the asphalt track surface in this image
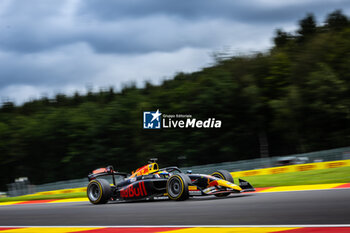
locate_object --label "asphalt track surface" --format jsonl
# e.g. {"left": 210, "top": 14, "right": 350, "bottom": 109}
{"left": 0, "top": 189, "right": 349, "bottom": 226}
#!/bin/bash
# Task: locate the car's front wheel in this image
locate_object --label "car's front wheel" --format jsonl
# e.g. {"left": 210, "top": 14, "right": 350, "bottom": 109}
{"left": 87, "top": 179, "right": 111, "bottom": 204}
{"left": 166, "top": 174, "right": 190, "bottom": 201}
{"left": 211, "top": 170, "right": 234, "bottom": 197}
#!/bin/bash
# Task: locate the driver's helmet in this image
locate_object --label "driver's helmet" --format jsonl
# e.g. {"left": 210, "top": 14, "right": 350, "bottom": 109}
{"left": 156, "top": 170, "right": 171, "bottom": 178}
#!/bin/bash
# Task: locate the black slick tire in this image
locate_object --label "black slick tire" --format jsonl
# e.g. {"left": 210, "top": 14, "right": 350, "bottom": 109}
{"left": 166, "top": 173, "right": 190, "bottom": 201}
{"left": 87, "top": 179, "right": 111, "bottom": 204}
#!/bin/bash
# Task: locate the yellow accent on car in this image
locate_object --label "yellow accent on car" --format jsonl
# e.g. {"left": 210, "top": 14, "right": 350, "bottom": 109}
{"left": 129, "top": 162, "right": 160, "bottom": 178}
{"left": 188, "top": 186, "right": 198, "bottom": 191}
{"left": 211, "top": 172, "right": 224, "bottom": 179}
{"left": 216, "top": 180, "right": 242, "bottom": 191}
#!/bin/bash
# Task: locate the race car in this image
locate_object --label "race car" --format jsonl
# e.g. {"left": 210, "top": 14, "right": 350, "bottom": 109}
{"left": 86, "top": 159, "right": 254, "bottom": 204}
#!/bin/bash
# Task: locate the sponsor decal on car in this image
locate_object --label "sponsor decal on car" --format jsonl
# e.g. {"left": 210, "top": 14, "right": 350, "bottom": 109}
{"left": 92, "top": 168, "right": 107, "bottom": 174}
{"left": 120, "top": 182, "right": 147, "bottom": 198}
{"left": 131, "top": 165, "right": 150, "bottom": 177}
{"left": 188, "top": 186, "right": 198, "bottom": 191}
{"left": 189, "top": 191, "right": 202, "bottom": 195}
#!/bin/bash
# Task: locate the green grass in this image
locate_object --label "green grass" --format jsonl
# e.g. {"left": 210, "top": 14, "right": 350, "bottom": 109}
{"left": 1, "top": 166, "right": 350, "bottom": 202}
{"left": 0, "top": 192, "right": 86, "bottom": 202}
{"left": 238, "top": 166, "right": 350, "bottom": 187}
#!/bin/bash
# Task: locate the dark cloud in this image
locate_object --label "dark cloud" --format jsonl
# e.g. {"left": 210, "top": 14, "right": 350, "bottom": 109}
{"left": 1, "top": 0, "right": 350, "bottom": 54}
{"left": 1, "top": 0, "right": 350, "bottom": 104}
{"left": 78, "top": 0, "right": 350, "bottom": 23}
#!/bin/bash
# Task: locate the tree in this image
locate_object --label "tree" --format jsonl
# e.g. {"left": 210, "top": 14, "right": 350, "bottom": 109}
{"left": 297, "top": 13, "right": 317, "bottom": 41}
{"left": 325, "top": 10, "right": 349, "bottom": 31}
{"left": 1, "top": 10, "right": 350, "bottom": 190}
{"left": 274, "top": 29, "right": 290, "bottom": 47}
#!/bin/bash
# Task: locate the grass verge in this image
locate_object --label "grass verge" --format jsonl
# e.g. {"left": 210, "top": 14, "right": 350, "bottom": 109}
{"left": 238, "top": 166, "right": 350, "bottom": 187}
{"left": 0, "top": 192, "right": 86, "bottom": 202}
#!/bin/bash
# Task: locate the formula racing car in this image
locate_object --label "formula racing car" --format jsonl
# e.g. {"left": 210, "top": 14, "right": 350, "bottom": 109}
{"left": 86, "top": 159, "right": 254, "bottom": 204}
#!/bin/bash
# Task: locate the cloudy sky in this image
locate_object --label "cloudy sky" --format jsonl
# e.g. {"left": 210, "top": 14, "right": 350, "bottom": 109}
{"left": 1, "top": 0, "right": 350, "bottom": 104}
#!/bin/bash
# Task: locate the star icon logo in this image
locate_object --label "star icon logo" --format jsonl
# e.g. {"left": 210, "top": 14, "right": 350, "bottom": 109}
{"left": 143, "top": 110, "right": 162, "bottom": 129}
{"left": 151, "top": 109, "right": 161, "bottom": 122}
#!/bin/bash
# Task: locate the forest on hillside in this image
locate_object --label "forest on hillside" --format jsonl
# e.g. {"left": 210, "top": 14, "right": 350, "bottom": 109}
{"left": 0, "top": 10, "right": 350, "bottom": 189}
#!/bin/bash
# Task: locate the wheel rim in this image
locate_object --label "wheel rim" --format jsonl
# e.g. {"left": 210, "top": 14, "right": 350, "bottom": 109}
{"left": 88, "top": 183, "right": 100, "bottom": 201}
{"left": 168, "top": 177, "right": 182, "bottom": 197}
{"left": 212, "top": 173, "right": 223, "bottom": 179}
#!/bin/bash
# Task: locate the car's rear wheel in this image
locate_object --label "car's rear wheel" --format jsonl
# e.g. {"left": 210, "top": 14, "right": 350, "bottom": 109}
{"left": 87, "top": 179, "right": 111, "bottom": 204}
{"left": 166, "top": 174, "right": 190, "bottom": 201}
{"left": 211, "top": 170, "right": 234, "bottom": 197}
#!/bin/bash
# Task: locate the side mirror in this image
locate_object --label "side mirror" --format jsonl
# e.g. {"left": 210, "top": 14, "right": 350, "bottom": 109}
{"left": 186, "top": 170, "right": 192, "bottom": 174}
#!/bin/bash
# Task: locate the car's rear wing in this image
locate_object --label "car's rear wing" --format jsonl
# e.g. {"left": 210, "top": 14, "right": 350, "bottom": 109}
{"left": 88, "top": 165, "right": 128, "bottom": 185}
